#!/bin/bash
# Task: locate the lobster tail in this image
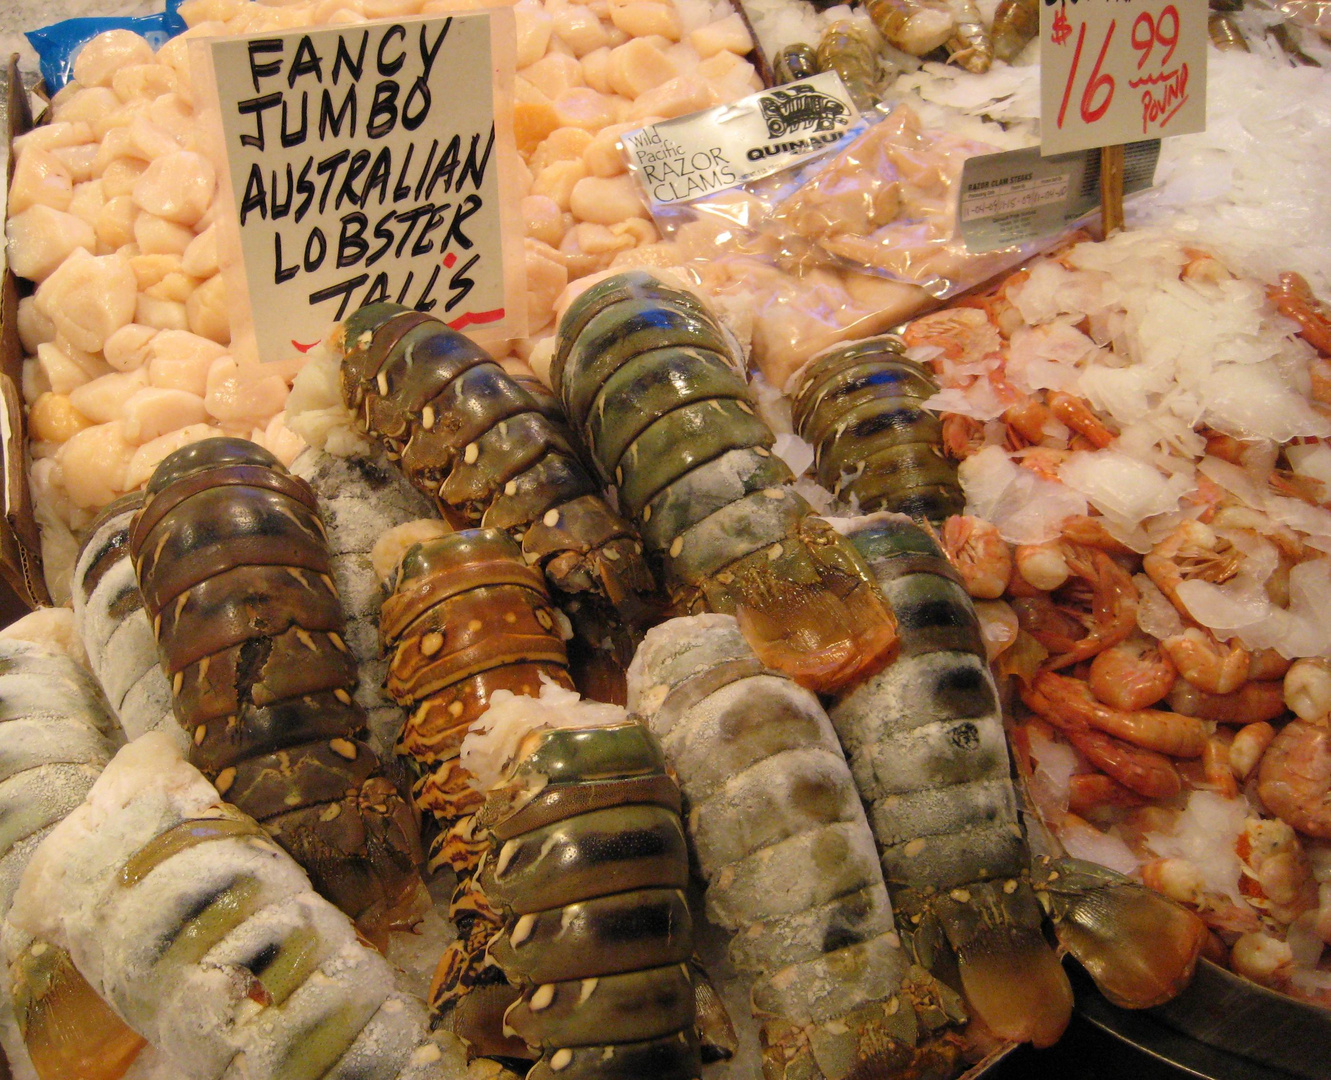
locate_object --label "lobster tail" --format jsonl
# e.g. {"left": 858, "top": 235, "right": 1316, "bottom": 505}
{"left": 628, "top": 614, "right": 967, "bottom": 1080}
{"left": 462, "top": 691, "right": 701, "bottom": 1080}
{"left": 553, "top": 272, "right": 899, "bottom": 695}
{"left": 129, "top": 437, "right": 424, "bottom": 945}
{"left": 832, "top": 513, "right": 1072, "bottom": 1048}
{"left": 1034, "top": 856, "right": 1207, "bottom": 1010}
{"left": 338, "top": 303, "right": 658, "bottom": 698}
{"left": 790, "top": 337, "right": 965, "bottom": 525}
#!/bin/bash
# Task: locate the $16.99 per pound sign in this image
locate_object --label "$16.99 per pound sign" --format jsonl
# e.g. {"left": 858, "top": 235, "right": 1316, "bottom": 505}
{"left": 1038, "top": 0, "right": 1206, "bottom": 156}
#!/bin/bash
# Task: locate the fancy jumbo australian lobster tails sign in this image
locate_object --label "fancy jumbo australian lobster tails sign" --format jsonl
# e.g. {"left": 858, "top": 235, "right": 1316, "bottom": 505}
{"left": 200, "top": 13, "right": 528, "bottom": 363}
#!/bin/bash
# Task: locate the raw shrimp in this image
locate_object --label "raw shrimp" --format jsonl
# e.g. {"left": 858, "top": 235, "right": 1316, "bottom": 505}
{"left": 1088, "top": 634, "right": 1177, "bottom": 711}
{"left": 1258, "top": 719, "right": 1331, "bottom": 839}
{"left": 941, "top": 514, "right": 1012, "bottom": 598}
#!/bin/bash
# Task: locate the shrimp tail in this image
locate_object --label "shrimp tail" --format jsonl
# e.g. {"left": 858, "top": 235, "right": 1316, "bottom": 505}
{"left": 925, "top": 881, "right": 1073, "bottom": 1048}
{"left": 1034, "top": 856, "right": 1207, "bottom": 1009}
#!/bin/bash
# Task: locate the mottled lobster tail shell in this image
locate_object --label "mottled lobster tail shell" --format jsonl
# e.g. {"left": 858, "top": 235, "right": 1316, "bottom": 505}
{"left": 627, "top": 615, "right": 967, "bottom": 1080}
{"left": 337, "top": 303, "right": 659, "bottom": 698}
{"left": 832, "top": 513, "right": 1073, "bottom": 1049}
{"left": 473, "top": 721, "right": 700, "bottom": 1080}
{"left": 551, "top": 271, "right": 898, "bottom": 695}
{"left": 72, "top": 491, "right": 182, "bottom": 748}
{"left": 128, "top": 437, "right": 424, "bottom": 945}
{"left": 0, "top": 638, "right": 144, "bottom": 1080}
{"left": 379, "top": 527, "right": 576, "bottom": 1051}
{"left": 790, "top": 337, "right": 964, "bottom": 525}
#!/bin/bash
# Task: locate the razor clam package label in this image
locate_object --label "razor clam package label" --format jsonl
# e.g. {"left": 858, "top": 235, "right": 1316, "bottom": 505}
{"left": 958, "top": 139, "right": 1160, "bottom": 252}
{"left": 621, "top": 72, "right": 859, "bottom": 205}
{"left": 205, "top": 13, "right": 524, "bottom": 362}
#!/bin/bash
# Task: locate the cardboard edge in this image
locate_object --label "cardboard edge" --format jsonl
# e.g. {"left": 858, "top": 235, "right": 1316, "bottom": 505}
{"left": 0, "top": 55, "right": 51, "bottom": 612}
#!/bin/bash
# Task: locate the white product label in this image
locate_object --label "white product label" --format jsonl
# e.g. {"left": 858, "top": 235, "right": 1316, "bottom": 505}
{"left": 621, "top": 72, "right": 859, "bottom": 206}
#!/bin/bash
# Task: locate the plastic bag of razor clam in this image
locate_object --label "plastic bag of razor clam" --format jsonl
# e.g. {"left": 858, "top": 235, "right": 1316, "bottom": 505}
{"left": 623, "top": 84, "right": 1046, "bottom": 299}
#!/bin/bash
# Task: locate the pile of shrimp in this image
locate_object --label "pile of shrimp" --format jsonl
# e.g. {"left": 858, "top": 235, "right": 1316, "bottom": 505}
{"left": 900, "top": 228, "right": 1331, "bottom": 1006}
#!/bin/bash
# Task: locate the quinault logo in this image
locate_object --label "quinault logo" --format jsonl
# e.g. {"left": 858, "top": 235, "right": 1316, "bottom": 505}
{"left": 759, "top": 85, "right": 848, "bottom": 138}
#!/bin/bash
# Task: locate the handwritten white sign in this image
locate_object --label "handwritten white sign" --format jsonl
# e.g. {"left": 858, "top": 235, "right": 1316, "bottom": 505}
{"left": 208, "top": 14, "right": 523, "bottom": 360}
{"left": 1039, "top": 0, "right": 1206, "bottom": 156}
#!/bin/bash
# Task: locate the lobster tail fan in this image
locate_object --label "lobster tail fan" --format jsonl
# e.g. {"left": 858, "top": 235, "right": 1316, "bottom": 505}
{"left": 1036, "top": 857, "right": 1207, "bottom": 1009}
{"left": 933, "top": 879, "right": 1072, "bottom": 1049}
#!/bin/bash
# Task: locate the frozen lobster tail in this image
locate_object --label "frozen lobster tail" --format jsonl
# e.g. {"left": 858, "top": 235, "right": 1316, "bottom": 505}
{"left": 0, "top": 636, "right": 147, "bottom": 1080}
{"left": 72, "top": 492, "right": 185, "bottom": 750}
{"left": 289, "top": 448, "right": 438, "bottom": 758}
{"left": 337, "top": 303, "right": 658, "bottom": 699}
{"left": 378, "top": 525, "right": 575, "bottom": 1050}
{"left": 831, "top": 513, "right": 1073, "bottom": 1049}
{"left": 551, "top": 271, "right": 898, "bottom": 695}
{"left": 627, "top": 613, "right": 968, "bottom": 1080}
{"left": 459, "top": 684, "right": 701, "bottom": 1080}
{"left": 7, "top": 732, "right": 498, "bottom": 1080}
{"left": 128, "top": 437, "right": 424, "bottom": 946}
{"left": 789, "top": 336, "right": 965, "bottom": 526}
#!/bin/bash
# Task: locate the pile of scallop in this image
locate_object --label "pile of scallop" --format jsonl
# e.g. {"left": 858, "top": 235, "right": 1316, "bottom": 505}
{"left": 900, "top": 228, "right": 1331, "bottom": 1005}
{"left": 9, "top": 0, "right": 762, "bottom": 594}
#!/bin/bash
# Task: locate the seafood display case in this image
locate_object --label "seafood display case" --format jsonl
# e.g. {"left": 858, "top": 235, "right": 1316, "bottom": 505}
{"left": 1, "top": 0, "right": 1330, "bottom": 1078}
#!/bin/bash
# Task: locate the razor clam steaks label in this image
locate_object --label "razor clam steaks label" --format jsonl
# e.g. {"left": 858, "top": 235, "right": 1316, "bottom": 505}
{"left": 959, "top": 140, "right": 1160, "bottom": 251}
{"left": 210, "top": 16, "right": 517, "bottom": 361}
{"left": 622, "top": 72, "right": 858, "bottom": 206}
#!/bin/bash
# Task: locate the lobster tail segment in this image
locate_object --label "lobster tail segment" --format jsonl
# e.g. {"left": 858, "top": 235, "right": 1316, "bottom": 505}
{"left": 1034, "top": 856, "right": 1206, "bottom": 1010}
{"left": 338, "top": 302, "right": 659, "bottom": 701}
{"left": 924, "top": 880, "right": 1072, "bottom": 1048}
{"left": 460, "top": 683, "right": 702, "bottom": 1080}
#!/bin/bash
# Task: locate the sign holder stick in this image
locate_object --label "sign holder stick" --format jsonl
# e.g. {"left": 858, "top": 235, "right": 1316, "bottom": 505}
{"left": 1099, "top": 142, "right": 1126, "bottom": 235}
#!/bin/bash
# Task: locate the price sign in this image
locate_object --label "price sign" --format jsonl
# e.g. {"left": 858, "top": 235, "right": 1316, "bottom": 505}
{"left": 1039, "top": 0, "right": 1206, "bottom": 156}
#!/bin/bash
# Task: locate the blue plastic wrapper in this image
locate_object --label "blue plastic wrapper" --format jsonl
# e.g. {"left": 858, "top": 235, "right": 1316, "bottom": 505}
{"left": 26, "top": 1, "right": 187, "bottom": 95}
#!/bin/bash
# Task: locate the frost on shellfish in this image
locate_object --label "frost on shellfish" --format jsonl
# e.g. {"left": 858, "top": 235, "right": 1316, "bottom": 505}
{"left": 831, "top": 513, "right": 1073, "bottom": 1048}
{"left": 8, "top": 732, "right": 493, "bottom": 1080}
{"left": 831, "top": 513, "right": 1206, "bottom": 1043}
{"left": 552, "top": 271, "right": 898, "bottom": 695}
{"left": 0, "top": 637, "right": 143, "bottom": 1080}
{"left": 628, "top": 614, "right": 968, "bottom": 1080}
{"left": 128, "top": 437, "right": 425, "bottom": 947}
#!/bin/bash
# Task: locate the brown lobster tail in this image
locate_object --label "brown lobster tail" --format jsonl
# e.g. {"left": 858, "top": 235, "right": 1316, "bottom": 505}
{"left": 128, "top": 437, "right": 424, "bottom": 946}
{"left": 338, "top": 303, "right": 659, "bottom": 698}
{"left": 379, "top": 527, "right": 576, "bottom": 1040}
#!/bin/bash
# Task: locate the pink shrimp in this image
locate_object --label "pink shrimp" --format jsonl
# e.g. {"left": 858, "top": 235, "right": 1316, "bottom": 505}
{"left": 1047, "top": 391, "right": 1116, "bottom": 449}
{"left": 1044, "top": 543, "right": 1139, "bottom": 670}
{"left": 1027, "top": 671, "right": 1206, "bottom": 758}
{"left": 1257, "top": 718, "right": 1331, "bottom": 839}
{"left": 1160, "top": 627, "right": 1251, "bottom": 696}
{"left": 1168, "top": 679, "right": 1288, "bottom": 725}
{"left": 1269, "top": 271, "right": 1331, "bottom": 356}
{"left": 941, "top": 514, "right": 1012, "bottom": 599}
{"left": 1088, "top": 633, "right": 1177, "bottom": 711}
